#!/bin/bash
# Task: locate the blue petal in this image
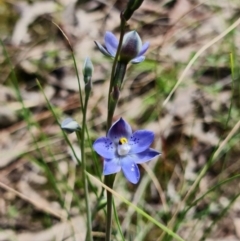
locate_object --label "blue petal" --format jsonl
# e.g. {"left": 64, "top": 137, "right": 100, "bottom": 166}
{"left": 93, "top": 137, "right": 116, "bottom": 159}
{"left": 131, "top": 56, "right": 145, "bottom": 64}
{"left": 94, "top": 41, "right": 113, "bottom": 57}
{"left": 134, "top": 148, "right": 160, "bottom": 163}
{"left": 129, "top": 130, "right": 154, "bottom": 154}
{"left": 103, "top": 158, "right": 121, "bottom": 175}
{"left": 121, "top": 156, "right": 140, "bottom": 184}
{"left": 107, "top": 118, "right": 132, "bottom": 144}
{"left": 137, "top": 42, "right": 149, "bottom": 56}
{"left": 104, "top": 31, "right": 118, "bottom": 57}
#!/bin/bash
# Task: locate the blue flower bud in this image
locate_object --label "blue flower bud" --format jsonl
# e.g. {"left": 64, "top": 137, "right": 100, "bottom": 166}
{"left": 119, "top": 31, "right": 142, "bottom": 63}
{"left": 61, "top": 118, "right": 81, "bottom": 134}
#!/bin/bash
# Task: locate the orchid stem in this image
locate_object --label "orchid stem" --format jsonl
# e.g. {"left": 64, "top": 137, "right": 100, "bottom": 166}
{"left": 105, "top": 12, "right": 127, "bottom": 241}
{"left": 77, "top": 91, "right": 92, "bottom": 241}
{"left": 114, "top": 62, "right": 127, "bottom": 89}
{"left": 107, "top": 12, "right": 126, "bottom": 112}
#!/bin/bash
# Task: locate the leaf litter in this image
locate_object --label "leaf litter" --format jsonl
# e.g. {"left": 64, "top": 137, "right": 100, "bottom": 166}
{"left": 1, "top": 0, "right": 240, "bottom": 240}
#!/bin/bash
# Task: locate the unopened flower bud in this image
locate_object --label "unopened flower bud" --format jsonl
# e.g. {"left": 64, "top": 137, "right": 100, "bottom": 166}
{"left": 82, "top": 57, "right": 94, "bottom": 84}
{"left": 97, "top": 197, "right": 107, "bottom": 211}
{"left": 84, "top": 78, "right": 92, "bottom": 94}
{"left": 61, "top": 118, "right": 81, "bottom": 134}
{"left": 119, "top": 31, "right": 142, "bottom": 63}
{"left": 123, "top": 0, "right": 144, "bottom": 21}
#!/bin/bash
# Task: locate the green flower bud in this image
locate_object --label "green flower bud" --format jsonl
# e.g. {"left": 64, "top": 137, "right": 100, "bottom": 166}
{"left": 123, "top": 0, "right": 144, "bottom": 21}
{"left": 97, "top": 197, "right": 107, "bottom": 211}
{"left": 82, "top": 57, "right": 94, "bottom": 84}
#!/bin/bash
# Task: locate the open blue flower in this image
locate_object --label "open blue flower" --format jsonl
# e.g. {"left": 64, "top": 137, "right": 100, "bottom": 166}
{"left": 93, "top": 118, "right": 160, "bottom": 184}
{"left": 94, "top": 31, "right": 149, "bottom": 64}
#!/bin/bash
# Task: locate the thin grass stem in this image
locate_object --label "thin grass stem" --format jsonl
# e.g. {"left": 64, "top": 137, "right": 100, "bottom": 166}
{"left": 163, "top": 17, "right": 240, "bottom": 107}
{"left": 87, "top": 172, "right": 186, "bottom": 241}
{"left": 1, "top": 41, "right": 67, "bottom": 211}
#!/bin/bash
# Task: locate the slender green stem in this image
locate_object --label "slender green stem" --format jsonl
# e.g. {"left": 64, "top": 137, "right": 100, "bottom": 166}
{"left": 51, "top": 23, "right": 83, "bottom": 109}
{"left": 104, "top": 13, "right": 128, "bottom": 241}
{"left": 107, "top": 13, "right": 126, "bottom": 114}
{"left": 105, "top": 174, "right": 116, "bottom": 241}
{"left": 225, "top": 52, "right": 234, "bottom": 129}
{"left": 69, "top": 35, "right": 92, "bottom": 240}
{"left": 76, "top": 91, "right": 92, "bottom": 241}
{"left": 200, "top": 192, "right": 240, "bottom": 241}
{"left": 114, "top": 62, "right": 127, "bottom": 89}
{"left": 1, "top": 41, "right": 66, "bottom": 211}
{"left": 88, "top": 172, "right": 186, "bottom": 241}
{"left": 167, "top": 174, "right": 240, "bottom": 240}
{"left": 72, "top": 52, "right": 84, "bottom": 110}
{"left": 106, "top": 62, "right": 127, "bottom": 130}
{"left": 186, "top": 174, "right": 240, "bottom": 213}
{"left": 113, "top": 199, "right": 125, "bottom": 240}
{"left": 123, "top": 0, "right": 145, "bottom": 21}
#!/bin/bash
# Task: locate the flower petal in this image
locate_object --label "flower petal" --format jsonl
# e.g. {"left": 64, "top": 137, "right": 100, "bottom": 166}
{"left": 121, "top": 157, "right": 140, "bottom": 184}
{"left": 107, "top": 118, "right": 132, "bottom": 144}
{"left": 137, "top": 41, "right": 149, "bottom": 56}
{"left": 93, "top": 137, "right": 115, "bottom": 159}
{"left": 134, "top": 148, "right": 160, "bottom": 163}
{"left": 131, "top": 56, "right": 145, "bottom": 64}
{"left": 120, "top": 31, "right": 142, "bottom": 62}
{"left": 94, "top": 41, "right": 113, "bottom": 57}
{"left": 103, "top": 158, "right": 121, "bottom": 175}
{"left": 104, "top": 31, "right": 118, "bottom": 57}
{"left": 129, "top": 130, "right": 154, "bottom": 154}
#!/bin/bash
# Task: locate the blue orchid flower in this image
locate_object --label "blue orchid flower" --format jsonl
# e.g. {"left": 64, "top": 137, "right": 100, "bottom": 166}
{"left": 94, "top": 31, "right": 149, "bottom": 64}
{"left": 93, "top": 118, "right": 160, "bottom": 184}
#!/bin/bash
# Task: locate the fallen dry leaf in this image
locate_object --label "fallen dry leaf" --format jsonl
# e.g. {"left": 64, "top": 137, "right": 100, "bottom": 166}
{"left": 168, "top": 0, "right": 192, "bottom": 24}
{"left": 11, "top": 1, "right": 59, "bottom": 45}
{"left": 0, "top": 216, "right": 86, "bottom": 241}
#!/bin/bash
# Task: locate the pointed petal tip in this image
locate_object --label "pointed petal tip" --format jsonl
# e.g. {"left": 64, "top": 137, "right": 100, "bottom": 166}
{"left": 134, "top": 148, "right": 161, "bottom": 164}
{"left": 122, "top": 161, "right": 140, "bottom": 184}
{"left": 107, "top": 118, "right": 132, "bottom": 142}
{"left": 131, "top": 56, "right": 146, "bottom": 64}
{"left": 104, "top": 31, "right": 118, "bottom": 57}
{"left": 105, "top": 31, "right": 113, "bottom": 35}
{"left": 137, "top": 41, "right": 149, "bottom": 57}
{"left": 94, "top": 41, "right": 113, "bottom": 57}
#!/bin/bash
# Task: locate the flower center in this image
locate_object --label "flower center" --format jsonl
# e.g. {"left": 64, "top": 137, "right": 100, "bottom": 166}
{"left": 117, "top": 137, "right": 130, "bottom": 156}
{"left": 118, "top": 137, "right": 127, "bottom": 145}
